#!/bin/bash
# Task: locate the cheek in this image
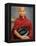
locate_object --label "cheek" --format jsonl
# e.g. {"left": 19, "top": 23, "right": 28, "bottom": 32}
{"left": 21, "top": 12, "right": 26, "bottom": 15}
{"left": 22, "top": 12, "right": 24, "bottom": 14}
{"left": 21, "top": 12, "right": 24, "bottom": 15}
{"left": 19, "top": 12, "right": 24, "bottom": 15}
{"left": 19, "top": 12, "right": 21, "bottom": 14}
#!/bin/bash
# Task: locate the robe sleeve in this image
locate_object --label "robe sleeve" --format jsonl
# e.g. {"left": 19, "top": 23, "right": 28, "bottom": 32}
{"left": 13, "top": 19, "right": 19, "bottom": 31}
{"left": 28, "top": 21, "right": 32, "bottom": 40}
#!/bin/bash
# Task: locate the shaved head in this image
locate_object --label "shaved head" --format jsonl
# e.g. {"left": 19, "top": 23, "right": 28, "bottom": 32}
{"left": 17, "top": 7, "right": 26, "bottom": 16}
{"left": 17, "top": 7, "right": 25, "bottom": 12}
{"left": 18, "top": 7, "right": 25, "bottom": 11}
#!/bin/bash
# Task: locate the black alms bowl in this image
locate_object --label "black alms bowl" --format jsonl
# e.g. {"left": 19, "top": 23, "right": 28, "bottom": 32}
{"left": 18, "top": 27, "right": 29, "bottom": 35}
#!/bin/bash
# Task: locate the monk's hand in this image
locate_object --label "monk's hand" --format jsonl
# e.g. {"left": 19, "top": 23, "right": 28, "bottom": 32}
{"left": 20, "top": 36, "right": 30, "bottom": 40}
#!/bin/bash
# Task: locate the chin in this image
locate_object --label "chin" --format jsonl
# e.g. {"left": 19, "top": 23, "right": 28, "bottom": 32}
{"left": 20, "top": 15, "right": 24, "bottom": 16}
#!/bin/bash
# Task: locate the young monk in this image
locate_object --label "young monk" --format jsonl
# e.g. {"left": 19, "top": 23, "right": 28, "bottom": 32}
{"left": 11, "top": 7, "right": 32, "bottom": 41}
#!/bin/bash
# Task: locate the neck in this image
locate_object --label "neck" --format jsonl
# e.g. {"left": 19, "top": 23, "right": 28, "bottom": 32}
{"left": 19, "top": 15, "right": 25, "bottom": 19}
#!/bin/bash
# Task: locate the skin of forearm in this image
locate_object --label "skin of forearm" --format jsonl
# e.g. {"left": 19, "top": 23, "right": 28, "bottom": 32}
{"left": 14, "top": 30, "right": 22, "bottom": 39}
{"left": 14, "top": 30, "right": 30, "bottom": 40}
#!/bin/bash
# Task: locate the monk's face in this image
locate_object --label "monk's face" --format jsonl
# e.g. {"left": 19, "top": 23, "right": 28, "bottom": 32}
{"left": 18, "top": 7, "right": 26, "bottom": 16}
